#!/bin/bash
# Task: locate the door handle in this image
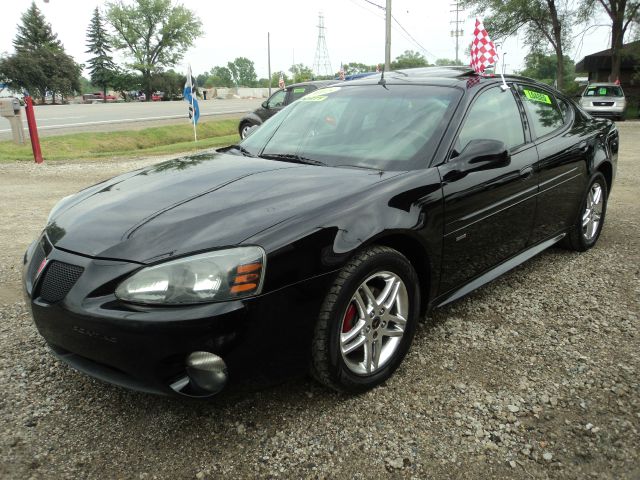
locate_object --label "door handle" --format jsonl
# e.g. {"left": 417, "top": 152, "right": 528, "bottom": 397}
{"left": 519, "top": 166, "right": 533, "bottom": 180}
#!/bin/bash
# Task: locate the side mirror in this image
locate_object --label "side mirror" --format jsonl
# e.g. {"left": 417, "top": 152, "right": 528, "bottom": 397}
{"left": 444, "top": 139, "right": 510, "bottom": 182}
{"left": 261, "top": 101, "right": 268, "bottom": 109}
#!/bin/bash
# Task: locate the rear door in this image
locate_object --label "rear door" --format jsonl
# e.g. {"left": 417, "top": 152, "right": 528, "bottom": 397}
{"left": 287, "top": 84, "right": 317, "bottom": 104}
{"left": 438, "top": 85, "right": 538, "bottom": 293}
{"left": 516, "top": 84, "right": 589, "bottom": 244}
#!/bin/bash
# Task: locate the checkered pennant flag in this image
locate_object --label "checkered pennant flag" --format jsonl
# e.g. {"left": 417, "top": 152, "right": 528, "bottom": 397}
{"left": 470, "top": 19, "right": 499, "bottom": 74}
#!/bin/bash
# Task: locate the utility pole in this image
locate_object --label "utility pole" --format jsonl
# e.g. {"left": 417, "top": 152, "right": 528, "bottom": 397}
{"left": 385, "top": 0, "right": 392, "bottom": 71}
{"left": 450, "top": 2, "right": 464, "bottom": 63}
{"left": 267, "top": 32, "right": 272, "bottom": 96}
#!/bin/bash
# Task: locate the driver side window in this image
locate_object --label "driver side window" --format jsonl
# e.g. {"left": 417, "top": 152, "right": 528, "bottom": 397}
{"left": 455, "top": 87, "right": 525, "bottom": 154}
{"left": 267, "top": 90, "right": 287, "bottom": 109}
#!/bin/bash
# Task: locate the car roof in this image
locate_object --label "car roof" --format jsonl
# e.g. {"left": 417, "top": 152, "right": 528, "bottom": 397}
{"left": 586, "top": 83, "right": 621, "bottom": 87}
{"left": 287, "top": 80, "right": 338, "bottom": 89}
{"left": 336, "top": 66, "right": 547, "bottom": 90}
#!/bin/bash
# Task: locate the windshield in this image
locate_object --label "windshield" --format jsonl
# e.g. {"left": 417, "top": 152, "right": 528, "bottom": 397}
{"left": 583, "top": 85, "right": 624, "bottom": 97}
{"left": 240, "top": 84, "right": 461, "bottom": 171}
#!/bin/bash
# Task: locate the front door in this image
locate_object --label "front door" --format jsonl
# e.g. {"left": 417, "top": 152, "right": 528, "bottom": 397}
{"left": 438, "top": 85, "right": 538, "bottom": 294}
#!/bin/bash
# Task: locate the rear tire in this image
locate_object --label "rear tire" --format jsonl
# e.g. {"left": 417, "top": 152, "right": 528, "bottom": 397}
{"left": 310, "top": 246, "right": 420, "bottom": 393}
{"left": 563, "top": 172, "right": 608, "bottom": 252}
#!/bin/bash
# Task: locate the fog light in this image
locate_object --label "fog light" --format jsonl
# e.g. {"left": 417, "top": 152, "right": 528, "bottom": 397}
{"left": 185, "top": 351, "right": 228, "bottom": 394}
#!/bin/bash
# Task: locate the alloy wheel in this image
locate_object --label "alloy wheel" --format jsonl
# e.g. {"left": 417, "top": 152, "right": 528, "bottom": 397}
{"left": 339, "top": 271, "right": 409, "bottom": 375}
{"left": 582, "top": 182, "right": 603, "bottom": 241}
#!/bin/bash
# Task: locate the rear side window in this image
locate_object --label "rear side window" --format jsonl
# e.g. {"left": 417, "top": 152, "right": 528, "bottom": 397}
{"left": 584, "top": 85, "right": 623, "bottom": 97}
{"left": 290, "top": 85, "right": 314, "bottom": 102}
{"left": 518, "top": 85, "right": 565, "bottom": 138}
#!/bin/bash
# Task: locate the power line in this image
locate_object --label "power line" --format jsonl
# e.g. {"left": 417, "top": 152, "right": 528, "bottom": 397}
{"left": 347, "top": 0, "right": 438, "bottom": 61}
{"left": 391, "top": 15, "right": 437, "bottom": 59}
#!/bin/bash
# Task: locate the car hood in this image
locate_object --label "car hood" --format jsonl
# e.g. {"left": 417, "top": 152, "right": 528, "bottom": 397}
{"left": 46, "top": 152, "right": 398, "bottom": 263}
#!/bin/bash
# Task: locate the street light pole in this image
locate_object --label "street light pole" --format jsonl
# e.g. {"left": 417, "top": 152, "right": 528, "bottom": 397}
{"left": 267, "top": 32, "right": 272, "bottom": 96}
{"left": 385, "top": 0, "right": 391, "bottom": 71}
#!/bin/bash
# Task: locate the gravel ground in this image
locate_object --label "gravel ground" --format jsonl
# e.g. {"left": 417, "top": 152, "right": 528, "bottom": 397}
{"left": 0, "top": 125, "right": 638, "bottom": 479}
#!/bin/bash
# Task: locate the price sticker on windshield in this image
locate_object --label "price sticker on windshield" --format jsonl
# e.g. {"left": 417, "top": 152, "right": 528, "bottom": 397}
{"left": 301, "top": 86, "right": 341, "bottom": 102}
{"left": 523, "top": 89, "right": 552, "bottom": 105}
{"left": 598, "top": 87, "right": 607, "bottom": 95}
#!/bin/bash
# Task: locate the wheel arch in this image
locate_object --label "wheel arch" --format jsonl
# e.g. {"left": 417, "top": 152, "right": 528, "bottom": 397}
{"left": 367, "top": 233, "right": 434, "bottom": 317}
{"left": 596, "top": 160, "right": 613, "bottom": 195}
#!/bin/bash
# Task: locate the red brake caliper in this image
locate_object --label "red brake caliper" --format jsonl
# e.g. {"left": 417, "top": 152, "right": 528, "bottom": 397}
{"left": 342, "top": 303, "right": 357, "bottom": 333}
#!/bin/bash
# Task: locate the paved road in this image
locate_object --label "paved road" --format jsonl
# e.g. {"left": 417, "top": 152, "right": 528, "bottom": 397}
{"left": 0, "top": 98, "right": 262, "bottom": 140}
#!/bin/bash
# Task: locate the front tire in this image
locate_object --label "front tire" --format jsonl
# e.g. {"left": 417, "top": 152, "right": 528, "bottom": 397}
{"left": 564, "top": 172, "right": 608, "bottom": 251}
{"left": 239, "top": 122, "right": 254, "bottom": 139}
{"left": 310, "top": 246, "right": 420, "bottom": 393}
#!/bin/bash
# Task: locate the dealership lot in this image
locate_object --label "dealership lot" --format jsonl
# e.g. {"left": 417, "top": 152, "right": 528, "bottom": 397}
{"left": 0, "top": 123, "right": 638, "bottom": 479}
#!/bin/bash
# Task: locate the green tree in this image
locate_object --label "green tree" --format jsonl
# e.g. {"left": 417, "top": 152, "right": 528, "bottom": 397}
{"left": 462, "top": 0, "right": 573, "bottom": 90}
{"left": 0, "top": 2, "right": 81, "bottom": 103}
{"left": 227, "top": 57, "right": 257, "bottom": 87}
{"left": 107, "top": 0, "right": 203, "bottom": 100}
{"left": 289, "top": 63, "right": 314, "bottom": 82}
{"left": 79, "top": 76, "right": 96, "bottom": 94}
{"left": 390, "top": 50, "right": 430, "bottom": 69}
{"left": 579, "top": 0, "right": 640, "bottom": 82}
{"left": 435, "top": 58, "right": 464, "bottom": 66}
{"left": 86, "top": 7, "right": 117, "bottom": 103}
{"left": 343, "top": 62, "right": 376, "bottom": 74}
{"left": 150, "top": 69, "right": 184, "bottom": 99}
{"left": 13, "top": 1, "right": 61, "bottom": 52}
{"left": 110, "top": 69, "right": 141, "bottom": 100}
{"left": 270, "top": 71, "right": 290, "bottom": 88}
{"left": 208, "top": 66, "right": 233, "bottom": 87}
{"left": 519, "top": 52, "right": 576, "bottom": 89}
{"left": 196, "top": 72, "right": 209, "bottom": 87}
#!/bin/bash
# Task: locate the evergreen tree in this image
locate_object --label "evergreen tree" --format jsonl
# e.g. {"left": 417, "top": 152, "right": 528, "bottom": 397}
{"left": 13, "top": 2, "right": 62, "bottom": 52}
{"left": 86, "top": 7, "right": 117, "bottom": 102}
{"left": 0, "top": 1, "right": 81, "bottom": 103}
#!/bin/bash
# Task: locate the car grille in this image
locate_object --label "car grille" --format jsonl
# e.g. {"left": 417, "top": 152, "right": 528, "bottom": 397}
{"left": 593, "top": 102, "right": 614, "bottom": 106}
{"left": 38, "top": 261, "right": 84, "bottom": 303}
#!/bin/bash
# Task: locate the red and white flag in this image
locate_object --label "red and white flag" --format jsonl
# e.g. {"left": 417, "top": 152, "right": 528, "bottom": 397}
{"left": 470, "top": 19, "right": 499, "bottom": 74}
{"left": 278, "top": 72, "right": 285, "bottom": 89}
{"left": 339, "top": 64, "right": 345, "bottom": 80}
{"left": 375, "top": 64, "right": 380, "bottom": 73}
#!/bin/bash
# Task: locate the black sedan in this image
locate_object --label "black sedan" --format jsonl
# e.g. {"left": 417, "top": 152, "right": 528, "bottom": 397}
{"left": 23, "top": 67, "right": 618, "bottom": 398}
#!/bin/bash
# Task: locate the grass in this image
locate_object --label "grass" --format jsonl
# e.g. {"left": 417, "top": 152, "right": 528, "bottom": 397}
{"left": 0, "top": 119, "right": 240, "bottom": 162}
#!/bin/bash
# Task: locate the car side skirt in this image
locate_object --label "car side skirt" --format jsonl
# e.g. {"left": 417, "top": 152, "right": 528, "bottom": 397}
{"left": 432, "top": 232, "right": 567, "bottom": 309}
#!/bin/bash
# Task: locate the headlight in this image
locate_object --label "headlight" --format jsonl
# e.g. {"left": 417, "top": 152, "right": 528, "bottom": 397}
{"left": 115, "top": 246, "right": 266, "bottom": 305}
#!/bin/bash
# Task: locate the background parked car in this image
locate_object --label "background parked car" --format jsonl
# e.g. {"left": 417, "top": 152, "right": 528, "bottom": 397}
{"left": 238, "top": 80, "right": 337, "bottom": 138}
{"left": 579, "top": 83, "right": 626, "bottom": 121}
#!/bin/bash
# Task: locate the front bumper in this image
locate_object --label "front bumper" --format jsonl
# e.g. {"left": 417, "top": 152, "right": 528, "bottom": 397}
{"left": 23, "top": 239, "right": 335, "bottom": 397}
{"left": 583, "top": 105, "right": 626, "bottom": 119}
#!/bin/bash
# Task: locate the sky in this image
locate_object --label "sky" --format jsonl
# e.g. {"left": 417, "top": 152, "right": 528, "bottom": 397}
{"left": 0, "top": 0, "right": 615, "bottom": 80}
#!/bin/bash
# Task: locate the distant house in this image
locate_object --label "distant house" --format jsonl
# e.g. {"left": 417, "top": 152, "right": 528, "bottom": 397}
{"left": 575, "top": 40, "right": 640, "bottom": 99}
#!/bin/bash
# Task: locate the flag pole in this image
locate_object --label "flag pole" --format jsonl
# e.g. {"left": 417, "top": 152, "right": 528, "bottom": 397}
{"left": 190, "top": 67, "right": 197, "bottom": 142}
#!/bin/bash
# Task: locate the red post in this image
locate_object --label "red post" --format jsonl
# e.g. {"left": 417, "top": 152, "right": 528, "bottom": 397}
{"left": 24, "top": 95, "right": 43, "bottom": 164}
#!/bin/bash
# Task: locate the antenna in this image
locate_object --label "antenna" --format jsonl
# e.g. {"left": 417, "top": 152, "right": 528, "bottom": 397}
{"left": 312, "top": 12, "right": 333, "bottom": 77}
{"left": 450, "top": 2, "right": 464, "bottom": 63}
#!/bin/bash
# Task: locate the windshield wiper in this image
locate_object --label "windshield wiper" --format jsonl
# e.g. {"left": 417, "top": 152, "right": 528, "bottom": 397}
{"left": 225, "top": 145, "right": 255, "bottom": 157}
{"left": 259, "top": 153, "right": 326, "bottom": 166}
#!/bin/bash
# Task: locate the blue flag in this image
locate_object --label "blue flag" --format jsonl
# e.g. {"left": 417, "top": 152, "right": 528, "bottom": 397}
{"left": 183, "top": 65, "right": 200, "bottom": 125}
